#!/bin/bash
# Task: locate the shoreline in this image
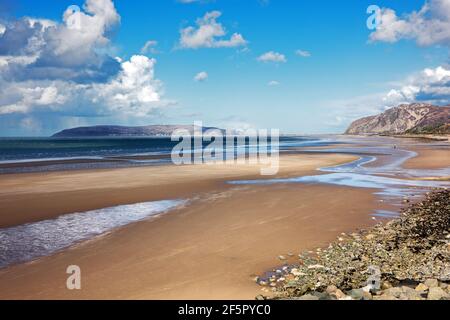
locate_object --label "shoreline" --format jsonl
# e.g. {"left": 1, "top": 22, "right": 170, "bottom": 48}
{"left": 0, "top": 152, "right": 384, "bottom": 300}
{"left": 0, "top": 140, "right": 448, "bottom": 300}
{"left": 0, "top": 153, "right": 356, "bottom": 228}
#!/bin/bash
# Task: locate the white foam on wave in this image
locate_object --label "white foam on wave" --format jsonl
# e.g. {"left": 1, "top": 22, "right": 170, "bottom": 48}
{"left": 0, "top": 199, "right": 186, "bottom": 269}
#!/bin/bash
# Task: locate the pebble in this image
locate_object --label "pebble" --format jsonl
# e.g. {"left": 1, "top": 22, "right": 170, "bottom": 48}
{"left": 415, "top": 283, "right": 428, "bottom": 292}
{"left": 428, "top": 287, "right": 449, "bottom": 300}
{"left": 424, "top": 279, "right": 439, "bottom": 288}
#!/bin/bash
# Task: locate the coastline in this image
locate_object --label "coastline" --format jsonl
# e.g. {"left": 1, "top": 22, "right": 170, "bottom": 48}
{"left": 0, "top": 140, "right": 448, "bottom": 300}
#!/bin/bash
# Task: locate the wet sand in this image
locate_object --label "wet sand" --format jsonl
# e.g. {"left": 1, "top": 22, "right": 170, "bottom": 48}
{"left": 0, "top": 183, "right": 378, "bottom": 300}
{"left": 404, "top": 147, "right": 450, "bottom": 170}
{"left": 0, "top": 154, "right": 354, "bottom": 228}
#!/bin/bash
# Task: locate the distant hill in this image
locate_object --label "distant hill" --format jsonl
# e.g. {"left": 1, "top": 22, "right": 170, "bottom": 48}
{"left": 345, "top": 103, "right": 450, "bottom": 135}
{"left": 52, "top": 125, "right": 226, "bottom": 137}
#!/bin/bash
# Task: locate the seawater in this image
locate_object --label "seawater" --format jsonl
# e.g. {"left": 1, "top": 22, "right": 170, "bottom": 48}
{"left": 0, "top": 199, "right": 186, "bottom": 269}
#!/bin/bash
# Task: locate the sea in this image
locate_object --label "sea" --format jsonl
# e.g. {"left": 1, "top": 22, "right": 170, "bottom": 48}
{"left": 0, "top": 136, "right": 337, "bottom": 174}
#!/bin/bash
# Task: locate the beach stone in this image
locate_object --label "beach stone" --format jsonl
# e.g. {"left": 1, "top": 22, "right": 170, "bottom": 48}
{"left": 401, "top": 287, "right": 423, "bottom": 300}
{"left": 424, "top": 279, "right": 439, "bottom": 288}
{"left": 311, "top": 291, "right": 333, "bottom": 300}
{"left": 365, "top": 234, "right": 376, "bottom": 240}
{"left": 381, "top": 281, "right": 393, "bottom": 290}
{"left": 383, "top": 286, "right": 422, "bottom": 300}
{"left": 347, "top": 288, "right": 372, "bottom": 300}
{"left": 415, "top": 283, "right": 428, "bottom": 292}
{"left": 278, "top": 255, "right": 287, "bottom": 261}
{"left": 428, "top": 287, "right": 449, "bottom": 300}
{"left": 376, "top": 294, "right": 399, "bottom": 300}
{"left": 325, "top": 285, "right": 338, "bottom": 295}
{"left": 308, "top": 264, "right": 325, "bottom": 270}
{"left": 333, "top": 289, "right": 346, "bottom": 300}
{"left": 297, "top": 294, "right": 319, "bottom": 300}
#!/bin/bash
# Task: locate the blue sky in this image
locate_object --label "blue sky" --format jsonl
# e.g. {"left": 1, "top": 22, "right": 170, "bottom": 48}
{"left": 0, "top": 0, "right": 449, "bottom": 136}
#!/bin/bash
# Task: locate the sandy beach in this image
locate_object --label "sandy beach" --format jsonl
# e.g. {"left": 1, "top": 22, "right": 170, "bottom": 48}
{"left": 0, "top": 142, "right": 448, "bottom": 300}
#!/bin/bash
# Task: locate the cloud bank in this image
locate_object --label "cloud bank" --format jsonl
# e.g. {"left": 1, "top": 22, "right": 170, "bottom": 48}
{"left": 369, "top": 0, "right": 450, "bottom": 47}
{"left": 0, "top": 0, "right": 171, "bottom": 135}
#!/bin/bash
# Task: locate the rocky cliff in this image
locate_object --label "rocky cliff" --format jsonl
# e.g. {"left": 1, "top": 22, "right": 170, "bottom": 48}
{"left": 345, "top": 103, "right": 450, "bottom": 135}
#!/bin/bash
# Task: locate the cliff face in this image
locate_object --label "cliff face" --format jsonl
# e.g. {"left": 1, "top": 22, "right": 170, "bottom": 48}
{"left": 345, "top": 103, "right": 450, "bottom": 135}
{"left": 52, "top": 125, "right": 225, "bottom": 137}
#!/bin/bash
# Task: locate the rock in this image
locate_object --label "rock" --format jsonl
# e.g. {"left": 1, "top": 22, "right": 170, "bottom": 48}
{"left": 278, "top": 255, "right": 287, "bottom": 261}
{"left": 415, "top": 283, "right": 428, "bottom": 292}
{"left": 334, "top": 289, "right": 347, "bottom": 300}
{"left": 297, "top": 294, "right": 319, "bottom": 300}
{"left": 381, "top": 281, "right": 393, "bottom": 290}
{"left": 344, "top": 103, "right": 450, "bottom": 135}
{"left": 311, "top": 292, "right": 333, "bottom": 300}
{"left": 365, "top": 234, "right": 376, "bottom": 240}
{"left": 347, "top": 289, "right": 372, "bottom": 300}
{"left": 383, "top": 287, "right": 423, "bottom": 300}
{"left": 307, "top": 264, "right": 325, "bottom": 270}
{"left": 428, "top": 287, "right": 449, "bottom": 300}
{"left": 326, "top": 285, "right": 338, "bottom": 295}
{"left": 401, "top": 286, "right": 424, "bottom": 300}
{"left": 424, "top": 279, "right": 439, "bottom": 288}
{"left": 376, "top": 294, "right": 398, "bottom": 301}
{"left": 255, "top": 295, "right": 266, "bottom": 300}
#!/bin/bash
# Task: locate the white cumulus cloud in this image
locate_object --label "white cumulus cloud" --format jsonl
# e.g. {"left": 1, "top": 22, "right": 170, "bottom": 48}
{"left": 369, "top": 0, "right": 450, "bottom": 47}
{"left": 296, "top": 50, "right": 311, "bottom": 57}
{"left": 257, "top": 51, "right": 287, "bottom": 63}
{"left": 141, "top": 40, "right": 159, "bottom": 54}
{"left": 0, "top": 0, "right": 173, "bottom": 135}
{"left": 194, "top": 71, "right": 208, "bottom": 82}
{"left": 179, "top": 11, "right": 247, "bottom": 49}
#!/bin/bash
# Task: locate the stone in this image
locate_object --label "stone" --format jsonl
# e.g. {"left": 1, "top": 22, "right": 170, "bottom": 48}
{"left": 307, "top": 264, "right": 325, "bottom": 270}
{"left": 333, "top": 289, "right": 347, "bottom": 300}
{"left": 278, "top": 255, "right": 287, "bottom": 261}
{"left": 428, "top": 287, "right": 449, "bottom": 300}
{"left": 424, "top": 279, "right": 439, "bottom": 288}
{"left": 365, "top": 234, "right": 376, "bottom": 240}
{"left": 347, "top": 288, "right": 372, "bottom": 300}
{"left": 377, "top": 294, "right": 398, "bottom": 300}
{"left": 325, "top": 285, "right": 338, "bottom": 294}
{"left": 415, "top": 283, "right": 428, "bottom": 292}
{"left": 297, "top": 294, "right": 319, "bottom": 300}
{"left": 400, "top": 286, "right": 423, "bottom": 300}
{"left": 380, "top": 288, "right": 403, "bottom": 299}
{"left": 381, "top": 281, "right": 393, "bottom": 290}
